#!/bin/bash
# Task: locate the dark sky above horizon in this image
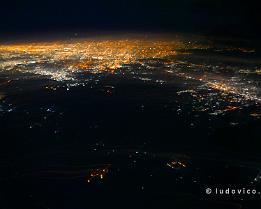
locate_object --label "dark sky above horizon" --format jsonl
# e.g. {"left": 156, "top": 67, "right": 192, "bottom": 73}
{"left": 1, "top": 0, "right": 261, "bottom": 38}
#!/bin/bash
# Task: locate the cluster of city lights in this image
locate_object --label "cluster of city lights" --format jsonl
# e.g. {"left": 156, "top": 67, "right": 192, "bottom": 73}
{"left": 86, "top": 164, "right": 111, "bottom": 183}
{"left": 0, "top": 39, "right": 183, "bottom": 72}
{"left": 0, "top": 38, "right": 260, "bottom": 118}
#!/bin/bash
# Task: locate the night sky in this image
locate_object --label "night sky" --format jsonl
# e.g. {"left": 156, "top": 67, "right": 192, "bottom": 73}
{"left": 1, "top": 0, "right": 261, "bottom": 38}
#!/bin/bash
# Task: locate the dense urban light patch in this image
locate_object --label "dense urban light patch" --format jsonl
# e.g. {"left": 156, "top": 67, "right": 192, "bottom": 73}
{"left": 0, "top": 37, "right": 260, "bottom": 118}
{"left": 0, "top": 39, "right": 181, "bottom": 73}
